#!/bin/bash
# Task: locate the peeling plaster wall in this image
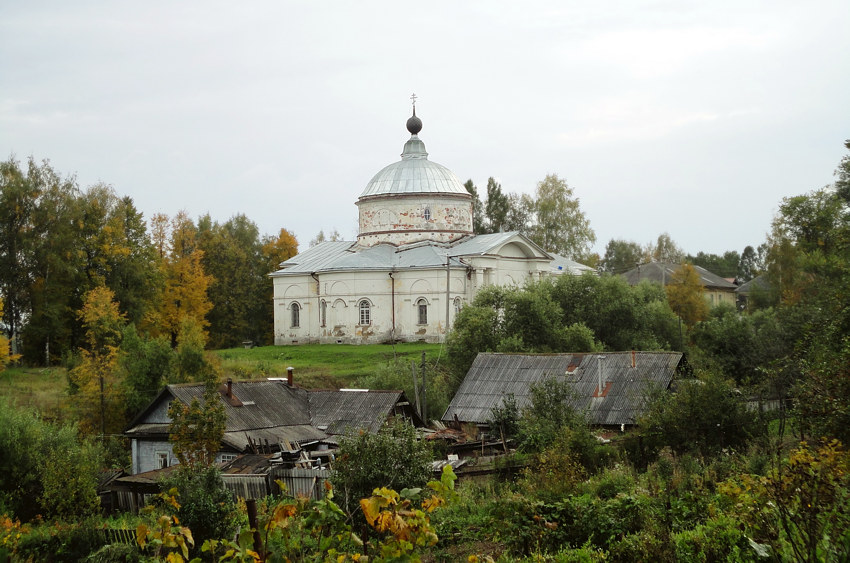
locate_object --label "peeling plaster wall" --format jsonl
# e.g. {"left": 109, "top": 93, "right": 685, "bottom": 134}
{"left": 357, "top": 194, "right": 473, "bottom": 247}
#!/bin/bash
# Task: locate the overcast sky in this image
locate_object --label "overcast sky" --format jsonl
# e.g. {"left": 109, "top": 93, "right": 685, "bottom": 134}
{"left": 2, "top": 1, "right": 849, "bottom": 258}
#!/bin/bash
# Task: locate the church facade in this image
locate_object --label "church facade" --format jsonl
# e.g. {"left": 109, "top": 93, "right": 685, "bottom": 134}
{"left": 271, "top": 110, "right": 591, "bottom": 345}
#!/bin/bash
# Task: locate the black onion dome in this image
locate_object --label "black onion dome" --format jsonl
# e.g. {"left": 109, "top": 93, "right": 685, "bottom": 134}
{"left": 406, "top": 108, "right": 422, "bottom": 135}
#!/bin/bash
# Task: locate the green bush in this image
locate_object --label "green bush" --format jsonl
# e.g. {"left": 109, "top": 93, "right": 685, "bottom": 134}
{"left": 673, "top": 515, "right": 755, "bottom": 562}
{"left": 159, "top": 465, "right": 239, "bottom": 553}
{"left": 330, "top": 419, "right": 433, "bottom": 517}
{"left": 0, "top": 402, "right": 102, "bottom": 522}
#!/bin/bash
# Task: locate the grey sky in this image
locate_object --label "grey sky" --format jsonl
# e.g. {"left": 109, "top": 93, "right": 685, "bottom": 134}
{"left": 2, "top": 1, "right": 849, "bottom": 258}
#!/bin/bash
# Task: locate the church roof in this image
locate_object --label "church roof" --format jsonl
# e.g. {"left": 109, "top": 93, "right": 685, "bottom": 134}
{"left": 358, "top": 112, "right": 468, "bottom": 199}
{"left": 271, "top": 232, "right": 552, "bottom": 277}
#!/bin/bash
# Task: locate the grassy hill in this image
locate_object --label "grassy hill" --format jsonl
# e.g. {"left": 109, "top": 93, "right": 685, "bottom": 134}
{"left": 215, "top": 341, "right": 445, "bottom": 388}
{"left": 0, "top": 342, "right": 446, "bottom": 420}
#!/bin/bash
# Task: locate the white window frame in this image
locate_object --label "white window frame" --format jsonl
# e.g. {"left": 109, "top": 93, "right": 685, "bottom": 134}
{"left": 156, "top": 451, "right": 169, "bottom": 469}
{"left": 359, "top": 300, "right": 371, "bottom": 326}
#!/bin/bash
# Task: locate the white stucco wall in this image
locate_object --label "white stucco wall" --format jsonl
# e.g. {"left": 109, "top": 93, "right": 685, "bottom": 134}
{"left": 273, "top": 252, "right": 553, "bottom": 345}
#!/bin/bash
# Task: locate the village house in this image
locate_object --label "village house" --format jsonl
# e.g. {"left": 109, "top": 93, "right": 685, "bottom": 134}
{"left": 620, "top": 262, "right": 737, "bottom": 308}
{"left": 124, "top": 375, "right": 422, "bottom": 475}
{"left": 270, "top": 108, "right": 591, "bottom": 345}
{"left": 442, "top": 351, "right": 685, "bottom": 430}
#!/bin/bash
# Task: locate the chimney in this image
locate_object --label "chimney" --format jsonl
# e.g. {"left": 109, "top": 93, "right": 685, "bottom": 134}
{"left": 287, "top": 366, "right": 294, "bottom": 387}
{"left": 226, "top": 378, "right": 232, "bottom": 398}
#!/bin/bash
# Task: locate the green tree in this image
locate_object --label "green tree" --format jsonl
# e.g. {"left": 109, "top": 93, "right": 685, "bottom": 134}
{"left": 463, "top": 179, "right": 486, "bottom": 234}
{"left": 446, "top": 305, "right": 502, "bottom": 385}
{"left": 0, "top": 402, "right": 103, "bottom": 522}
{"left": 649, "top": 232, "right": 685, "bottom": 263}
{"left": 600, "top": 239, "right": 645, "bottom": 274}
{"left": 528, "top": 173, "right": 595, "bottom": 258}
{"left": 687, "top": 250, "right": 741, "bottom": 279}
{"left": 198, "top": 213, "right": 267, "bottom": 348}
{"left": 485, "top": 177, "right": 510, "bottom": 233}
{"left": 640, "top": 372, "right": 759, "bottom": 457}
{"left": 174, "top": 315, "right": 220, "bottom": 384}
{"left": 331, "top": 420, "right": 432, "bottom": 517}
{"left": 666, "top": 264, "right": 709, "bottom": 329}
{"left": 119, "top": 324, "right": 175, "bottom": 418}
{"left": 168, "top": 386, "right": 226, "bottom": 470}
{"left": 737, "top": 244, "right": 765, "bottom": 282}
{"left": 309, "top": 228, "right": 342, "bottom": 247}
{"left": 504, "top": 191, "right": 535, "bottom": 234}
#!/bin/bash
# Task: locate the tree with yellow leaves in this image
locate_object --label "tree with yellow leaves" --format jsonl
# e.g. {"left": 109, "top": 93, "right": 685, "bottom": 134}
{"left": 0, "top": 298, "right": 21, "bottom": 372}
{"left": 69, "top": 286, "right": 127, "bottom": 436}
{"left": 154, "top": 212, "right": 214, "bottom": 346}
{"left": 666, "top": 263, "right": 708, "bottom": 329}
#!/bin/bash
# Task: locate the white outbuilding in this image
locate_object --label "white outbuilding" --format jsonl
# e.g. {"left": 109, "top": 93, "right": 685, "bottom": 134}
{"left": 271, "top": 109, "right": 591, "bottom": 345}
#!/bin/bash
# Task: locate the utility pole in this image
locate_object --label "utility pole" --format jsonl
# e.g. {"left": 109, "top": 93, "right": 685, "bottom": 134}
{"left": 445, "top": 254, "right": 451, "bottom": 338}
{"left": 420, "top": 351, "right": 427, "bottom": 423}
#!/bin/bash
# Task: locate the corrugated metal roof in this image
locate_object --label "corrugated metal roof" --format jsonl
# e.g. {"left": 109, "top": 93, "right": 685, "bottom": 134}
{"left": 308, "top": 389, "right": 407, "bottom": 435}
{"left": 442, "top": 351, "right": 683, "bottom": 427}
{"left": 620, "top": 262, "right": 736, "bottom": 290}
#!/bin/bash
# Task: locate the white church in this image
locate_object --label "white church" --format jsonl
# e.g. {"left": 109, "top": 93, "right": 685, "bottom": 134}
{"left": 271, "top": 108, "right": 592, "bottom": 345}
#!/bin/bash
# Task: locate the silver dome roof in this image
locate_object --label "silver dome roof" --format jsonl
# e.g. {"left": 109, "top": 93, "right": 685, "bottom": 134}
{"left": 359, "top": 128, "right": 468, "bottom": 199}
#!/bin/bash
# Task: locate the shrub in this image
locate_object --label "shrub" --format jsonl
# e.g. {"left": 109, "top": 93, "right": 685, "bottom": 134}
{"left": 159, "top": 466, "right": 239, "bottom": 553}
{"left": 330, "top": 420, "right": 433, "bottom": 517}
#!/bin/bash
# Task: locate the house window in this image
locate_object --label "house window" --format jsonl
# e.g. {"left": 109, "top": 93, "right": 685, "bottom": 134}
{"left": 220, "top": 453, "right": 237, "bottom": 463}
{"left": 359, "top": 300, "right": 371, "bottom": 325}
{"left": 417, "top": 299, "right": 428, "bottom": 325}
{"left": 156, "top": 451, "right": 169, "bottom": 469}
{"left": 423, "top": 207, "right": 431, "bottom": 221}
{"left": 320, "top": 300, "right": 327, "bottom": 327}
{"left": 291, "top": 302, "right": 300, "bottom": 328}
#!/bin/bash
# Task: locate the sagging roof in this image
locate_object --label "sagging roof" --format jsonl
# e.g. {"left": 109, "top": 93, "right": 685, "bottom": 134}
{"left": 308, "top": 389, "right": 423, "bottom": 434}
{"left": 620, "top": 262, "right": 736, "bottom": 290}
{"left": 270, "top": 232, "right": 552, "bottom": 276}
{"left": 125, "top": 380, "right": 421, "bottom": 451}
{"left": 442, "top": 351, "right": 684, "bottom": 427}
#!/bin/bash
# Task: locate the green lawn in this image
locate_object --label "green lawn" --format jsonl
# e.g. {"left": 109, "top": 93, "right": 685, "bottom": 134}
{"left": 215, "top": 341, "right": 445, "bottom": 389}
{"left": 0, "top": 342, "right": 446, "bottom": 419}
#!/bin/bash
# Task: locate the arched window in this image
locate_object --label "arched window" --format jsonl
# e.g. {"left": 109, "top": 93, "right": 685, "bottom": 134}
{"left": 417, "top": 298, "right": 428, "bottom": 325}
{"left": 359, "top": 300, "right": 371, "bottom": 325}
{"left": 291, "top": 302, "right": 300, "bottom": 328}
{"left": 453, "top": 297, "right": 463, "bottom": 316}
{"left": 320, "top": 300, "right": 327, "bottom": 327}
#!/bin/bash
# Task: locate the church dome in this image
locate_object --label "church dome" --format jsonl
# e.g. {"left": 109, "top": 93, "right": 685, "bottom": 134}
{"left": 358, "top": 113, "right": 468, "bottom": 199}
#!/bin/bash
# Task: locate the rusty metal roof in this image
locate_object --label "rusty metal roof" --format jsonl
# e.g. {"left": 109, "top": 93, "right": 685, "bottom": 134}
{"left": 442, "top": 351, "right": 683, "bottom": 427}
